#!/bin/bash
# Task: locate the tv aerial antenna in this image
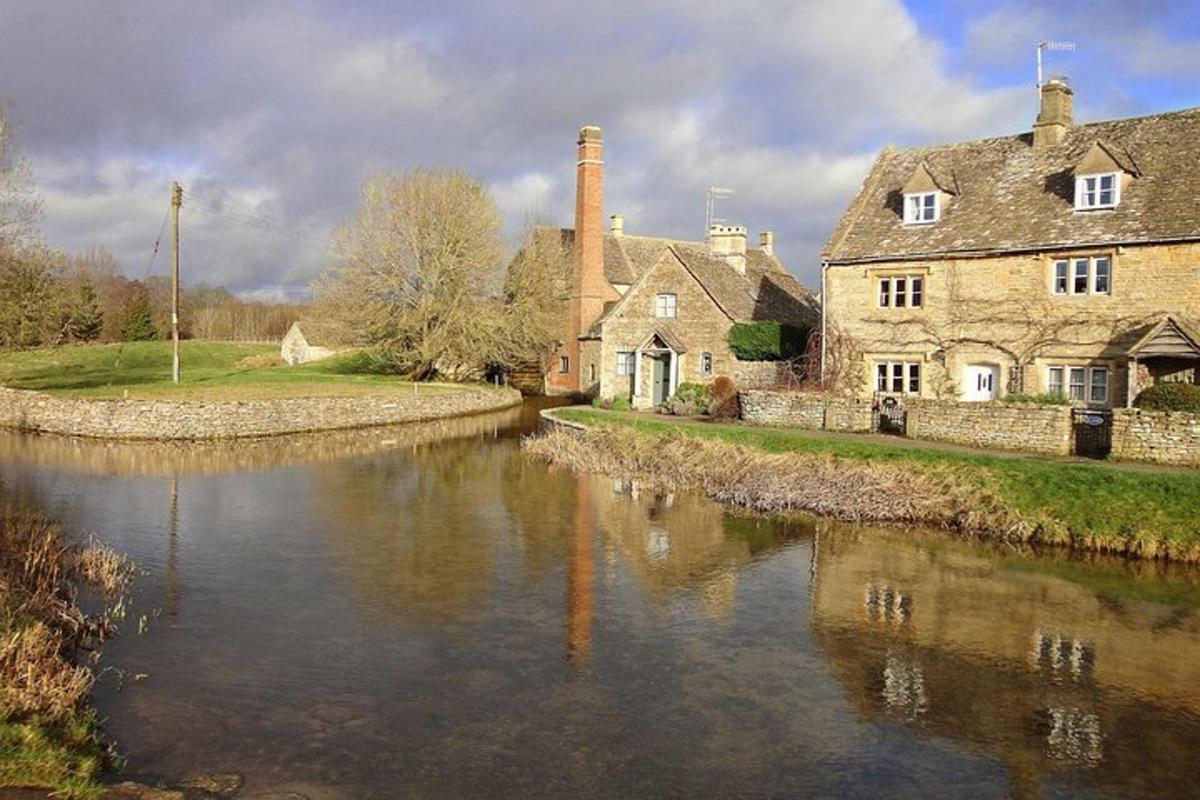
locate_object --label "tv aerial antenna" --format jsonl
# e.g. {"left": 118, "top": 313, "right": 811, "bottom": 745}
{"left": 705, "top": 186, "right": 734, "bottom": 240}
{"left": 1037, "top": 40, "right": 1076, "bottom": 93}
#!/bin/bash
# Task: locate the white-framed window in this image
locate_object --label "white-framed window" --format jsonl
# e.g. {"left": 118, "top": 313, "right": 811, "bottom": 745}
{"left": 700, "top": 352, "right": 713, "bottom": 376}
{"left": 1053, "top": 261, "right": 1069, "bottom": 295}
{"left": 875, "top": 361, "right": 921, "bottom": 394}
{"left": 1089, "top": 367, "right": 1109, "bottom": 405}
{"left": 559, "top": 355, "right": 569, "bottom": 374}
{"left": 1075, "top": 172, "right": 1119, "bottom": 210}
{"left": 904, "top": 192, "right": 939, "bottom": 224}
{"left": 1047, "top": 366, "right": 1064, "bottom": 397}
{"left": 1046, "top": 364, "right": 1109, "bottom": 405}
{"left": 616, "top": 351, "right": 634, "bottom": 376}
{"left": 655, "top": 293, "right": 677, "bottom": 318}
{"left": 1051, "top": 256, "right": 1112, "bottom": 296}
{"left": 877, "top": 275, "right": 924, "bottom": 309}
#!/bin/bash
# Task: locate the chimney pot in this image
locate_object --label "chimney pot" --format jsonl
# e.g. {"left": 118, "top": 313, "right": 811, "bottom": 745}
{"left": 1033, "top": 77, "right": 1074, "bottom": 148}
{"left": 758, "top": 231, "right": 774, "bottom": 256}
{"left": 610, "top": 213, "right": 624, "bottom": 236}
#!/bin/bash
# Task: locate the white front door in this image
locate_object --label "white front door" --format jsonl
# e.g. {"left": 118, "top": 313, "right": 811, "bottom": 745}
{"left": 963, "top": 364, "right": 999, "bottom": 402}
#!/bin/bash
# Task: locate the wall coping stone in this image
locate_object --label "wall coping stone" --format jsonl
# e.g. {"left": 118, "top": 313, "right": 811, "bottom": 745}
{"left": 0, "top": 385, "right": 522, "bottom": 441}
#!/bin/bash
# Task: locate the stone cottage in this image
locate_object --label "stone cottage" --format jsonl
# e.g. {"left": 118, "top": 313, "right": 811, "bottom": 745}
{"left": 528, "top": 125, "right": 816, "bottom": 406}
{"left": 822, "top": 78, "right": 1200, "bottom": 408}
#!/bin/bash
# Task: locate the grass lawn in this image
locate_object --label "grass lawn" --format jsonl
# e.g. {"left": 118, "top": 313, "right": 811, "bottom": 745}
{"left": 555, "top": 408, "right": 1200, "bottom": 553}
{"left": 0, "top": 341, "right": 460, "bottom": 400}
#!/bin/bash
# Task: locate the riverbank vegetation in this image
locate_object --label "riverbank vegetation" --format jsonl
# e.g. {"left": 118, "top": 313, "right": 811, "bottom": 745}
{"left": 534, "top": 410, "right": 1200, "bottom": 561}
{"left": 0, "top": 340, "right": 467, "bottom": 400}
{"left": 1, "top": 506, "right": 131, "bottom": 797}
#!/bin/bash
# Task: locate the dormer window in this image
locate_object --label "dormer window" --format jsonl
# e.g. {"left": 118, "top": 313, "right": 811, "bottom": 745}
{"left": 1075, "top": 172, "right": 1119, "bottom": 210}
{"left": 904, "top": 192, "right": 939, "bottom": 224}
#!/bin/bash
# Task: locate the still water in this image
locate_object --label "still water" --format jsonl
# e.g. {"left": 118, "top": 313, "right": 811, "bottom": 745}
{"left": 2, "top": 402, "right": 1200, "bottom": 799}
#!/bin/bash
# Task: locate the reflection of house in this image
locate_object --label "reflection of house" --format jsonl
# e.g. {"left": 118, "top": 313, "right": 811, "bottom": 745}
{"left": 281, "top": 321, "right": 343, "bottom": 365}
{"left": 810, "top": 523, "right": 1200, "bottom": 798}
{"left": 823, "top": 78, "right": 1200, "bottom": 407}
{"left": 527, "top": 126, "right": 816, "bottom": 404}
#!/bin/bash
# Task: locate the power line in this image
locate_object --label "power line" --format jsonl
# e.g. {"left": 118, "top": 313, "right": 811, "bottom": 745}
{"left": 142, "top": 204, "right": 172, "bottom": 279}
{"left": 178, "top": 188, "right": 320, "bottom": 241}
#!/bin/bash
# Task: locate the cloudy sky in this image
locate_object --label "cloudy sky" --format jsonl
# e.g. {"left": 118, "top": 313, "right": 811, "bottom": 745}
{"left": 1, "top": 0, "right": 1198, "bottom": 296}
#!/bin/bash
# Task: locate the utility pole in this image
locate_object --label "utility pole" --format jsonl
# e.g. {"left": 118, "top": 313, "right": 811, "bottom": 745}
{"left": 171, "top": 181, "right": 182, "bottom": 384}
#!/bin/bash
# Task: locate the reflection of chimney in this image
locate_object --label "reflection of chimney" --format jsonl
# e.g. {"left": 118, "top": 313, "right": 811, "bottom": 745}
{"left": 758, "top": 230, "right": 774, "bottom": 256}
{"left": 566, "top": 476, "right": 594, "bottom": 667}
{"left": 1033, "top": 77, "right": 1074, "bottom": 148}
{"left": 708, "top": 224, "right": 747, "bottom": 274}
{"left": 610, "top": 213, "right": 624, "bottom": 237}
{"left": 566, "top": 125, "right": 606, "bottom": 390}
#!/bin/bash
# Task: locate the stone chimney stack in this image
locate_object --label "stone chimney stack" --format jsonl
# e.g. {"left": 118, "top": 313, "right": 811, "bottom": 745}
{"left": 610, "top": 213, "right": 624, "bottom": 237}
{"left": 709, "top": 224, "right": 748, "bottom": 275}
{"left": 1033, "top": 77, "right": 1074, "bottom": 148}
{"left": 758, "top": 231, "right": 774, "bottom": 256}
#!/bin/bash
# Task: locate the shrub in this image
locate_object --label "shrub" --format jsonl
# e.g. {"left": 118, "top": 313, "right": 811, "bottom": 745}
{"left": 728, "top": 321, "right": 809, "bottom": 361}
{"left": 1135, "top": 382, "right": 1200, "bottom": 412}
{"left": 1004, "top": 392, "right": 1070, "bottom": 406}
{"left": 664, "top": 382, "right": 711, "bottom": 416}
{"left": 709, "top": 375, "right": 740, "bottom": 419}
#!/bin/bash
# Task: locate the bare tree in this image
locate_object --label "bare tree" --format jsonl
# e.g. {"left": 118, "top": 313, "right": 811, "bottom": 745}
{"left": 316, "top": 169, "right": 557, "bottom": 380}
{"left": 0, "top": 108, "right": 41, "bottom": 253}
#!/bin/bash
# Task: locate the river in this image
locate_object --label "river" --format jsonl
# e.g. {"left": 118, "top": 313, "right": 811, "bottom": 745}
{"left": 2, "top": 400, "right": 1199, "bottom": 799}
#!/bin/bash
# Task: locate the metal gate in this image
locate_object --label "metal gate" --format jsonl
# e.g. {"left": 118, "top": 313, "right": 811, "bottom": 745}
{"left": 1071, "top": 409, "right": 1112, "bottom": 458}
{"left": 873, "top": 395, "right": 907, "bottom": 436}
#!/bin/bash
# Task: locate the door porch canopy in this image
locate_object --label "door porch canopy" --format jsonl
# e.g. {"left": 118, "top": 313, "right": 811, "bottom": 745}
{"left": 632, "top": 329, "right": 687, "bottom": 408}
{"left": 1123, "top": 316, "right": 1200, "bottom": 406}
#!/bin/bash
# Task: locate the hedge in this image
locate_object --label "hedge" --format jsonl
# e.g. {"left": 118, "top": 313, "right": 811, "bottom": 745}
{"left": 1134, "top": 382, "right": 1200, "bottom": 413}
{"left": 728, "top": 321, "right": 809, "bottom": 361}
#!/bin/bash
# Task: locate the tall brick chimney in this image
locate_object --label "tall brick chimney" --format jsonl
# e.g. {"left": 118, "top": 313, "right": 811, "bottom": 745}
{"left": 566, "top": 125, "right": 609, "bottom": 390}
{"left": 1033, "top": 77, "right": 1074, "bottom": 148}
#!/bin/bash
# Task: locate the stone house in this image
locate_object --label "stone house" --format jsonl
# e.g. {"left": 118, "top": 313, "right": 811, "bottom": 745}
{"left": 281, "top": 321, "right": 341, "bottom": 365}
{"left": 821, "top": 78, "right": 1200, "bottom": 408}
{"left": 529, "top": 126, "right": 816, "bottom": 406}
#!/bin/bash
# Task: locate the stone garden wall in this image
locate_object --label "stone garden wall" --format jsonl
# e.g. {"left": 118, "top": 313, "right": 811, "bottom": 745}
{"left": 0, "top": 386, "right": 522, "bottom": 441}
{"left": 740, "top": 390, "right": 1072, "bottom": 456}
{"left": 905, "top": 400, "right": 1073, "bottom": 456}
{"left": 1111, "top": 409, "right": 1200, "bottom": 466}
{"left": 739, "top": 390, "right": 872, "bottom": 432}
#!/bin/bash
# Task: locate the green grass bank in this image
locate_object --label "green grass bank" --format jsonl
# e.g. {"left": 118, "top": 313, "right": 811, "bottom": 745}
{"left": 0, "top": 341, "right": 445, "bottom": 400}
{"left": 545, "top": 408, "right": 1200, "bottom": 561}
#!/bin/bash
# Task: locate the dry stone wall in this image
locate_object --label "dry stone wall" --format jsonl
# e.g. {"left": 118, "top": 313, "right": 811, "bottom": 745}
{"left": 0, "top": 386, "right": 522, "bottom": 441}
{"left": 1111, "top": 409, "right": 1200, "bottom": 466}
{"left": 905, "top": 400, "right": 1072, "bottom": 456}
{"left": 739, "top": 390, "right": 872, "bottom": 432}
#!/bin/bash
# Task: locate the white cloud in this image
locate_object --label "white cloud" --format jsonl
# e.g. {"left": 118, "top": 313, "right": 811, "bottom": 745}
{"left": 3, "top": 0, "right": 1195, "bottom": 293}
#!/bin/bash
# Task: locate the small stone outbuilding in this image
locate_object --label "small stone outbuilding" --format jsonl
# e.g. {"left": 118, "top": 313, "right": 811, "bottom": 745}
{"left": 281, "top": 321, "right": 343, "bottom": 365}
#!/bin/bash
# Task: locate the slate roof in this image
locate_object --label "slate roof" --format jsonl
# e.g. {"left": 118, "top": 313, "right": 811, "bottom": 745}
{"left": 533, "top": 227, "right": 693, "bottom": 286}
{"left": 671, "top": 245, "right": 818, "bottom": 326}
{"left": 823, "top": 106, "right": 1200, "bottom": 263}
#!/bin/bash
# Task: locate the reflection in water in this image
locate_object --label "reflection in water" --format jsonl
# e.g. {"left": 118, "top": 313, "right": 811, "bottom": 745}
{"left": 1, "top": 408, "right": 1199, "bottom": 799}
{"left": 811, "top": 523, "right": 1200, "bottom": 799}
{"left": 566, "top": 477, "right": 594, "bottom": 666}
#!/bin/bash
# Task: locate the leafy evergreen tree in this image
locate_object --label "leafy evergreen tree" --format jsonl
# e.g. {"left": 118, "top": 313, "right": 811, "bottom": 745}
{"left": 68, "top": 281, "right": 103, "bottom": 342}
{"left": 118, "top": 288, "right": 157, "bottom": 341}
